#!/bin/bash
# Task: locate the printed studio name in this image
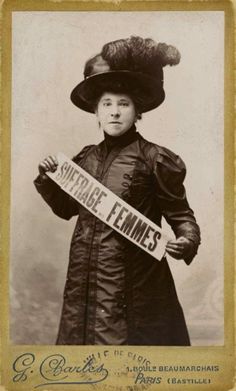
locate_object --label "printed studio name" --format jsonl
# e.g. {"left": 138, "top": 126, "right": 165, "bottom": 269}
{"left": 12, "top": 352, "right": 219, "bottom": 388}
{"left": 12, "top": 353, "right": 108, "bottom": 388}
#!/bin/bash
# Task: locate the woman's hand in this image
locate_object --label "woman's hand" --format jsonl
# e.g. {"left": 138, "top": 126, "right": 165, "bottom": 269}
{"left": 38, "top": 155, "right": 58, "bottom": 179}
{"left": 166, "top": 236, "right": 193, "bottom": 260}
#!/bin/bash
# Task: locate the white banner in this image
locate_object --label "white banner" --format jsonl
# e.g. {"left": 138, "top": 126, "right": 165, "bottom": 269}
{"left": 47, "top": 153, "right": 169, "bottom": 261}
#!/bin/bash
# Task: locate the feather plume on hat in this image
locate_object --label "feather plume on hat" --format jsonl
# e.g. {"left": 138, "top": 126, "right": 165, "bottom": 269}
{"left": 101, "top": 36, "right": 181, "bottom": 75}
{"left": 71, "top": 36, "right": 181, "bottom": 113}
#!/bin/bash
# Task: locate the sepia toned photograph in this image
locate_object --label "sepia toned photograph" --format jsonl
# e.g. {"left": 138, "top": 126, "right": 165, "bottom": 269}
{"left": 9, "top": 10, "right": 224, "bottom": 348}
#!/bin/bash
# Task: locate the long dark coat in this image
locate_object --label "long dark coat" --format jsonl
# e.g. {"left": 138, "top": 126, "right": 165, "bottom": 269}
{"left": 34, "top": 128, "right": 200, "bottom": 346}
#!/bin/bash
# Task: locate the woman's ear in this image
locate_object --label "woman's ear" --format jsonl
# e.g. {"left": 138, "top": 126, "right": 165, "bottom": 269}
{"left": 94, "top": 112, "right": 101, "bottom": 128}
{"left": 94, "top": 106, "right": 102, "bottom": 128}
{"left": 136, "top": 113, "right": 142, "bottom": 122}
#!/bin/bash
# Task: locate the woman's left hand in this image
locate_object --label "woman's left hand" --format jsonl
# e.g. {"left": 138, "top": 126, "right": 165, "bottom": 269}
{"left": 165, "top": 236, "right": 193, "bottom": 260}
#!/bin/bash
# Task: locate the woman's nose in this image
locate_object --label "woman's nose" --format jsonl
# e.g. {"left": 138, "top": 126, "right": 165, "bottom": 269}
{"left": 110, "top": 104, "right": 121, "bottom": 117}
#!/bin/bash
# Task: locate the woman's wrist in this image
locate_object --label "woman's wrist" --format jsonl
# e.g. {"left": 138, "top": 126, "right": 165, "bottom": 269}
{"left": 38, "top": 172, "right": 49, "bottom": 182}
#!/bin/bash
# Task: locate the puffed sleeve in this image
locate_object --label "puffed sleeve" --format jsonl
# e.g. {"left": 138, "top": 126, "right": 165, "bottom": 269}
{"left": 34, "top": 145, "right": 94, "bottom": 220}
{"left": 151, "top": 145, "right": 201, "bottom": 264}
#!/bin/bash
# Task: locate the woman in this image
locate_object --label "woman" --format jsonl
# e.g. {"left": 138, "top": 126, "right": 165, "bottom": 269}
{"left": 34, "top": 36, "right": 201, "bottom": 346}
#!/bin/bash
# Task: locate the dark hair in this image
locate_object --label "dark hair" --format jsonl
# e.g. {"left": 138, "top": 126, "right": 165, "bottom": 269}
{"left": 84, "top": 77, "right": 149, "bottom": 115}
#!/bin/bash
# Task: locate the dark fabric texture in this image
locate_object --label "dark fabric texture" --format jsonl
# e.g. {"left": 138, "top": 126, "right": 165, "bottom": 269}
{"left": 34, "top": 130, "right": 200, "bottom": 346}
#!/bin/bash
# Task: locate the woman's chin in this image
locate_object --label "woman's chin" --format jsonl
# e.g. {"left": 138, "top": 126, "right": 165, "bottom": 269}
{"left": 104, "top": 126, "right": 129, "bottom": 137}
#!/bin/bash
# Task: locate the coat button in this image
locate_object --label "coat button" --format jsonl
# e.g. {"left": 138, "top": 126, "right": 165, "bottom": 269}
{"left": 123, "top": 173, "right": 133, "bottom": 180}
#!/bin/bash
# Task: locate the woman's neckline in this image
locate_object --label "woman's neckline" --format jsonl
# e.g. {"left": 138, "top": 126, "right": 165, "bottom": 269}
{"left": 103, "top": 124, "right": 137, "bottom": 152}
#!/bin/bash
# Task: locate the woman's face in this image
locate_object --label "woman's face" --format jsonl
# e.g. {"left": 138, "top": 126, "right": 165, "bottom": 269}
{"left": 95, "top": 92, "right": 137, "bottom": 137}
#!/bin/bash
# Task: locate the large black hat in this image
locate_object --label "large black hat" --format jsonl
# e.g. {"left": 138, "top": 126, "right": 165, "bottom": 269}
{"left": 71, "top": 36, "right": 181, "bottom": 113}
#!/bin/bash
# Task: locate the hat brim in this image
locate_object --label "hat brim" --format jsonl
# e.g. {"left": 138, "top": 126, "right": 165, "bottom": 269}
{"left": 70, "top": 71, "right": 165, "bottom": 113}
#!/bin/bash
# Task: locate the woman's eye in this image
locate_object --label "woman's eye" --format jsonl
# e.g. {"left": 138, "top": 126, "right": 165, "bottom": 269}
{"left": 103, "top": 102, "right": 111, "bottom": 107}
{"left": 120, "top": 102, "right": 129, "bottom": 107}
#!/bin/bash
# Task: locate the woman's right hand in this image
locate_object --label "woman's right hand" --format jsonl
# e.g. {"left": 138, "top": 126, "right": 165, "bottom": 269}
{"left": 38, "top": 155, "right": 58, "bottom": 179}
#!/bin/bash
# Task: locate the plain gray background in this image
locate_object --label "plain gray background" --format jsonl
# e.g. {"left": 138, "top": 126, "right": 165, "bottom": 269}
{"left": 10, "top": 11, "right": 224, "bottom": 345}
